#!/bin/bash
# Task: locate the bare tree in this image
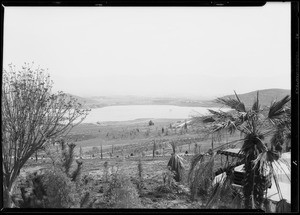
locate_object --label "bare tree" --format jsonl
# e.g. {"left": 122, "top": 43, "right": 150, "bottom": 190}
{"left": 2, "top": 64, "right": 89, "bottom": 207}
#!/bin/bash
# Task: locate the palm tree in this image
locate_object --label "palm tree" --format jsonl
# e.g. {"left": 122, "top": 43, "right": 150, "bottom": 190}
{"left": 190, "top": 91, "right": 290, "bottom": 209}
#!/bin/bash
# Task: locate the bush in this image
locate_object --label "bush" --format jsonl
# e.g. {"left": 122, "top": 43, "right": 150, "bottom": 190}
{"left": 104, "top": 173, "right": 142, "bottom": 208}
{"left": 16, "top": 141, "right": 94, "bottom": 208}
{"left": 41, "top": 168, "right": 77, "bottom": 208}
{"left": 16, "top": 168, "right": 77, "bottom": 208}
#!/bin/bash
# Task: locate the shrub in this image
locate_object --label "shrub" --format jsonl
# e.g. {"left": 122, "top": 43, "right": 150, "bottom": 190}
{"left": 104, "top": 173, "right": 142, "bottom": 208}
{"left": 41, "top": 168, "right": 77, "bottom": 208}
{"left": 16, "top": 141, "right": 93, "bottom": 208}
{"left": 148, "top": 120, "right": 154, "bottom": 126}
{"left": 16, "top": 168, "right": 77, "bottom": 208}
{"left": 155, "top": 167, "right": 187, "bottom": 195}
{"left": 159, "top": 168, "right": 177, "bottom": 193}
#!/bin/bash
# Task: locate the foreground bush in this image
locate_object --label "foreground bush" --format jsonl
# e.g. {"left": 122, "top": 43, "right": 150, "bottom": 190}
{"left": 17, "top": 168, "right": 77, "bottom": 208}
{"left": 14, "top": 141, "right": 95, "bottom": 208}
{"left": 104, "top": 173, "right": 142, "bottom": 208}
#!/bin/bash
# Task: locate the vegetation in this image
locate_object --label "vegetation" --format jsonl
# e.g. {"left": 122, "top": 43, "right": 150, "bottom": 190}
{"left": 137, "top": 159, "right": 144, "bottom": 191}
{"left": 2, "top": 68, "right": 291, "bottom": 212}
{"left": 2, "top": 64, "right": 89, "bottom": 207}
{"left": 13, "top": 140, "right": 94, "bottom": 208}
{"left": 167, "top": 141, "right": 185, "bottom": 182}
{"left": 217, "top": 88, "right": 290, "bottom": 109}
{"left": 156, "top": 167, "right": 178, "bottom": 194}
{"left": 103, "top": 172, "right": 142, "bottom": 208}
{"left": 190, "top": 91, "right": 291, "bottom": 209}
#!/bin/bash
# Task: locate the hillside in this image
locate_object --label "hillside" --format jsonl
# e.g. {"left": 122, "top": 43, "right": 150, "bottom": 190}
{"left": 65, "top": 94, "right": 102, "bottom": 108}
{"left": 64, "top": 88, "right": 291, "bottom": 109}
{"left": 216, "top": 88, "right": 291, "bottom": 108}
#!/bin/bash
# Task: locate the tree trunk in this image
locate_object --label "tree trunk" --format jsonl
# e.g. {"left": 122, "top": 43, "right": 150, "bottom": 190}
{"left": 3, "top": 186, "right": 12, "bottom": 208}
{"left": 3, "top": 178, "right": 17, "bottom": 208}
{"left": 243, "top": 152, "right": 255, "bottom": 209}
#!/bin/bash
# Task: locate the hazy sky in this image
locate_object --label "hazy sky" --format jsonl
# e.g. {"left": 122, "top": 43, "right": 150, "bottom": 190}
{"left": 3, "top": 3, "right": 291, "bottom": 99}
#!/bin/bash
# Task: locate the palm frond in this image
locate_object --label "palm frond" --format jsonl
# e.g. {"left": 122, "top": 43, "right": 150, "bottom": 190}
{"left": 216, "top": 95, "right": 246, "bottom": 113}
{"left": 252, "top": 91, "right": 260, "bottom": 113}
{"left": 268, "top": 95, "right": 291, "bottom": 121}
{"left": 211, "top": 123, "right": 227, "bottom": 133}
{"left": 191, "top": 115, "right": 208, "bottom": 124}
{"left": 167, "top": 153, "right": 185, "bottom": 182}
{"left": 208, "top": 109, "right": 236, "bottom": 122}
{"left": 234, "top": 90, "right": 242, "bottom": 103}
{"left": 205, "top": 182, "right": 221, "bottom": 208}
{"left": 169, "top": 141, "right": 176, "bottom": 154}
{"left": 189, "top": 153, "right": 216, "bottom": 201}
{"left": 252, "top": 150, "right": 279, "bottom": 175}
{"left": 202, "top": 116, "right": 215, "bottom": 123}
{"left": 188, "top": 153, "right": 205, "bottom": 183}
{"left": 227, "top": 120, "right": 238, "bottom": 134}
{"left": 208, "top": 109, "right": 221, "bottom": 116}
{"left": 270, "top": 127, "right": 285, "bottom": 149}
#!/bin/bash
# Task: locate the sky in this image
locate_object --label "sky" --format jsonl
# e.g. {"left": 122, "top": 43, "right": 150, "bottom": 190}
{"left": 3, "top": 2, "right": 291, "bottom": 99}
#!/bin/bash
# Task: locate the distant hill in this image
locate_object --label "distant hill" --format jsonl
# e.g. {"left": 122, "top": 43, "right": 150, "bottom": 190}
{"left": 65, "top": 94, "right": 101, "bottom": 108}
{"left": 216, "top": 88, "right": 291, "bottom": 108}
{"left": 63, "top": 88, "right": 290, "bottom": 109}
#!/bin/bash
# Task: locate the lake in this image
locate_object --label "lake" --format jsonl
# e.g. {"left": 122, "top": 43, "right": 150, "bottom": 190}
{"left": 82, "top": 105, "right": 229, "bottom": 123}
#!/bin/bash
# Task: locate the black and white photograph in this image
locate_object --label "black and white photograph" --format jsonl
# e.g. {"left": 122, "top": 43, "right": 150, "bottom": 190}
{"left": 1, "top": 1, "right": 296, "bottom": 212}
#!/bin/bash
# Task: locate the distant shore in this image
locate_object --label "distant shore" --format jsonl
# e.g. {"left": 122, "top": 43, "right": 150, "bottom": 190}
{"left": 81, "top": 118, "right": 186, "bottom": 125}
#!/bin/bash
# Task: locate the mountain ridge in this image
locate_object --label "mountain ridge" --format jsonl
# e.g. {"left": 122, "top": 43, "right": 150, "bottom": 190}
{"left": 216, "top": 88, "right": 291, "bottom": 108}
{"left": 64, "top": 88, "right": 290, "bottom": 108}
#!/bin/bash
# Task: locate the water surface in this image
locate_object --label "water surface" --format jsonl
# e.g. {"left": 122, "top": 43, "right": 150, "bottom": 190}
{"left": 82, "top": 105, "right": 229, "bottom": 123}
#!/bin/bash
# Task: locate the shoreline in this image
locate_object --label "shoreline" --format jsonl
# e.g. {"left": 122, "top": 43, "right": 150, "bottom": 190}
{"left": 80, "top": 118, "right": 187, "bottom": 125}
